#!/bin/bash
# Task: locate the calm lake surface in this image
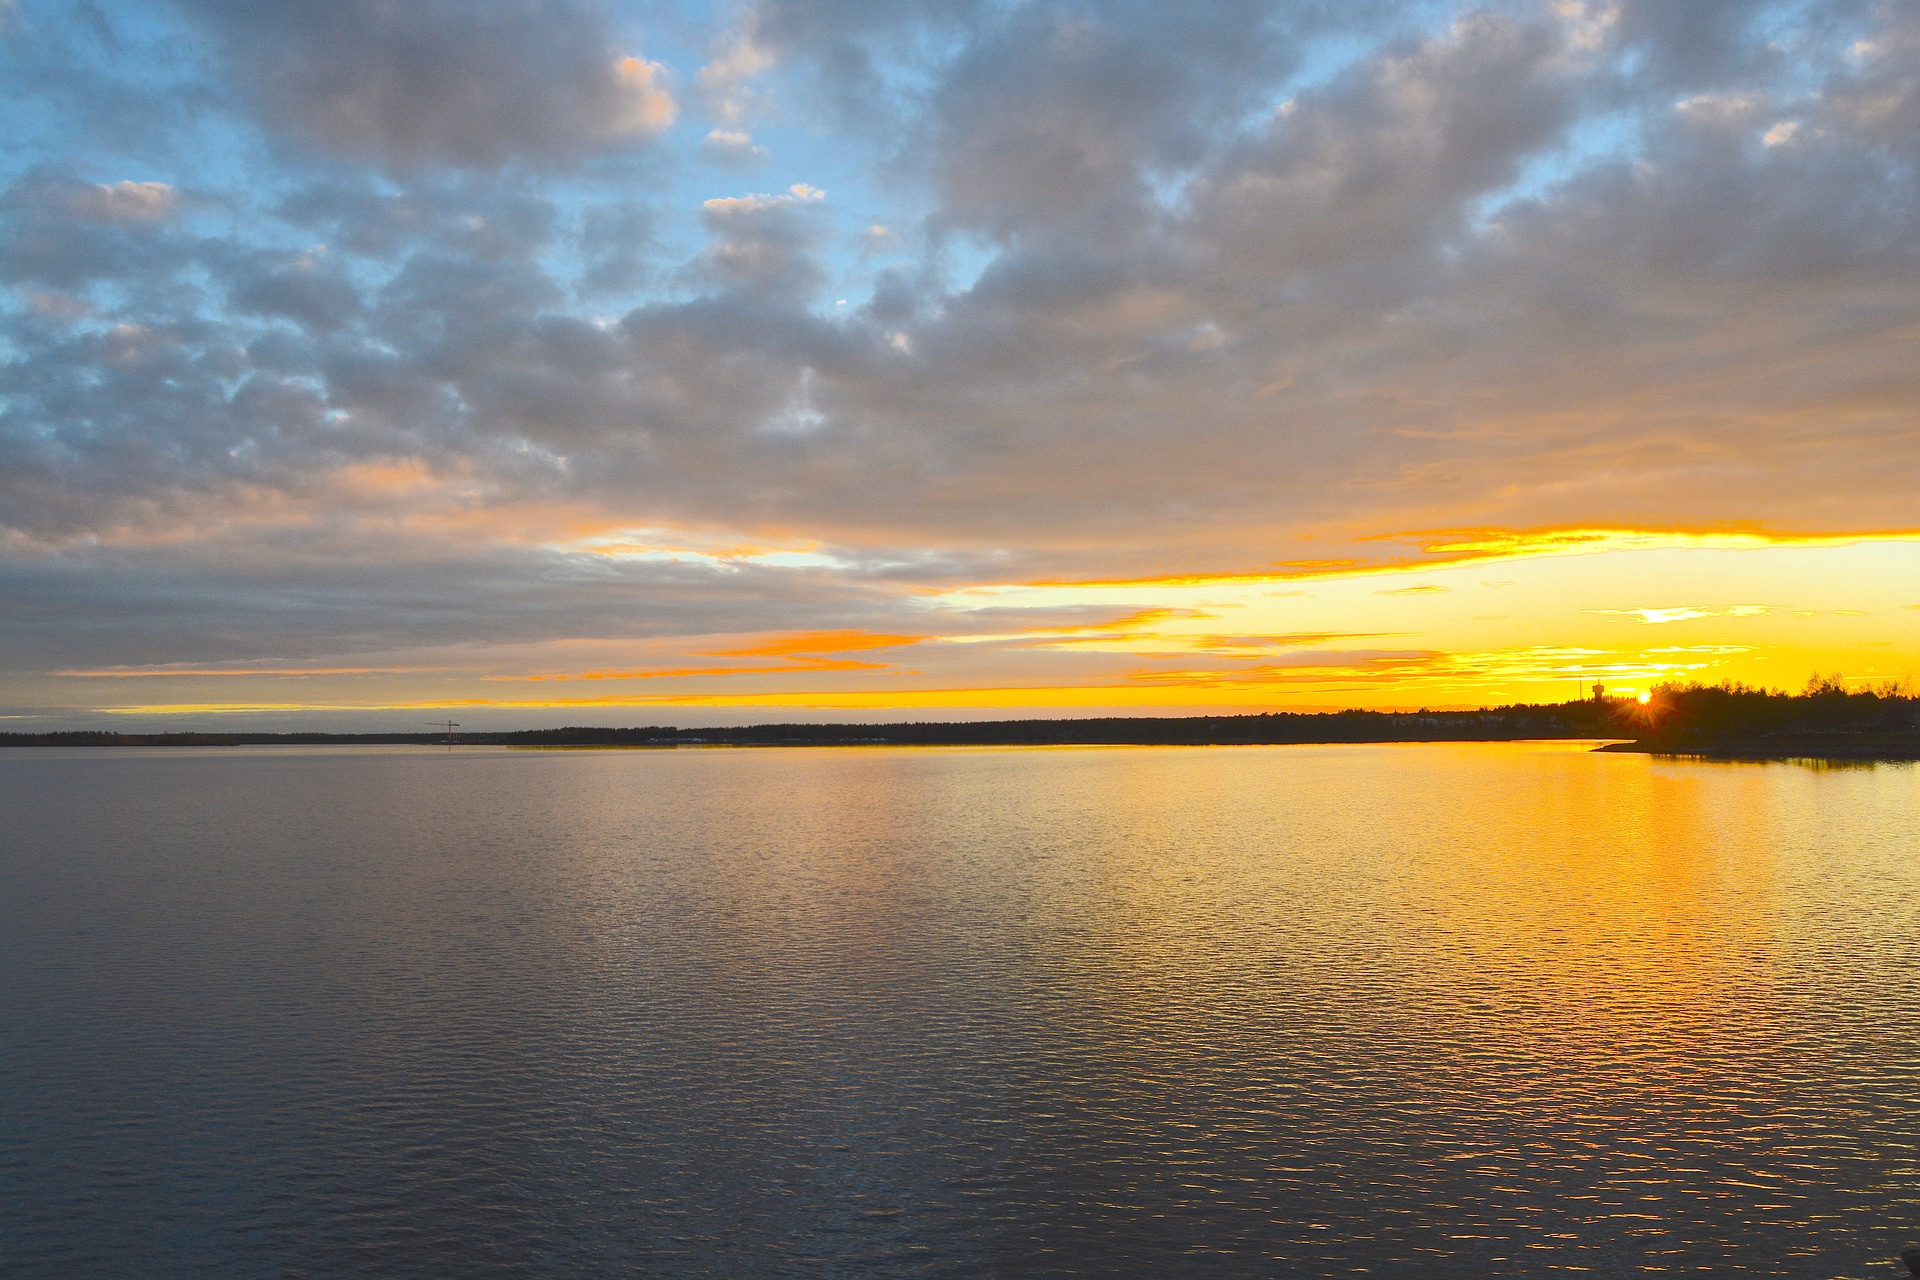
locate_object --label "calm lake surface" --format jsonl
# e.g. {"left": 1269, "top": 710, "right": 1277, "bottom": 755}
{"left": 3, "top": 742, "right": 1918, "bottom": 1277}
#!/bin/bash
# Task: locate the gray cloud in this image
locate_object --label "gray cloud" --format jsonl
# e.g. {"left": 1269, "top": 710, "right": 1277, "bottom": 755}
{"left": 0, "top": 533, "right": 907, "bottom": 672}
{"left": 922, "top": 1, "right": 1311, "bottom": 243}
{"left": 175, "top": 0, "right": 676, "bottom": 168}
{"left": 1186, "top": 12, "right": 1579, "bottom": 281}
{"left": 0, "top": 171, "right": 189, "bottom": 289}
{"left": 699, "top": 128, "right": 769, "bottom": 166}
{"left": 228, "top": 250, "right": 361, "bottom": 331}
{"left": 577, "top": 199, "right": 660, "bottom": 296}
{"left": 692, "top": 185, "right": 830, "bottom": 297}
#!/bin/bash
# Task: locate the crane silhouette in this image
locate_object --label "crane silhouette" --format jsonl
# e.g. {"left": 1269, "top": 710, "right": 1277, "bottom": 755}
{"left": 426, "top": 720, "right": 460, "bottom": 745}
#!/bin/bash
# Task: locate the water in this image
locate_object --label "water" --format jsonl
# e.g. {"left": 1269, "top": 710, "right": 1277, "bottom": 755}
{"left": 2, "top": 742, "right": 1918, "bottom": 1277}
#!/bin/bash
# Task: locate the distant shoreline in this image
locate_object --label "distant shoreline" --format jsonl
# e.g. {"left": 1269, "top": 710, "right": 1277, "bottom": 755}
{"left": 9, "top": 694, "right": 1918, "bottom": 760}
{"left": 0, "top": 706, "right": 1618, "bottom": 750}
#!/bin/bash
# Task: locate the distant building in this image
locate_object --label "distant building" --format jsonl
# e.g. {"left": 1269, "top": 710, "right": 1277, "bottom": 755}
{"left": 1593, "top": 683, "right": 1606, "bottom": 700}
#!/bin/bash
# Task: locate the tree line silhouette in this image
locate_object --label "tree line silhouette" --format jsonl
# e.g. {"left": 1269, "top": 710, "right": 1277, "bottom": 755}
{"left": 1599, "top": 675, "right": 1920, "bottom": 758}
{"left": 5, "top": 677, "right": 1913, "bottom": 755}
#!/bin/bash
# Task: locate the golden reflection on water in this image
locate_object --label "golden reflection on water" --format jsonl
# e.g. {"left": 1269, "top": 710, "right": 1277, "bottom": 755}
{"left": 650, "top": 743, "right": 1914, "bottom": 1057}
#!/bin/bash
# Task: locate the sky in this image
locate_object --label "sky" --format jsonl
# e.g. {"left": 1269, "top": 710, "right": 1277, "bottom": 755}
{"left": 2, "top": 0, "right": 1918, "bottom": 729}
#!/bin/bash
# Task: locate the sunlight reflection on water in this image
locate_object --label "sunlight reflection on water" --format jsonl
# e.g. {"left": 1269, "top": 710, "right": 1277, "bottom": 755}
{"left": 2, "top": 742, "right": 1917, "bottom": 1276}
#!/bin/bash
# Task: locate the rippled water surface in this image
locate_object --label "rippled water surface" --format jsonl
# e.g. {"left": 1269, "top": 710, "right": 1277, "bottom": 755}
{"left": 4, "top": 742, "right": 1919, "bottom": 1277}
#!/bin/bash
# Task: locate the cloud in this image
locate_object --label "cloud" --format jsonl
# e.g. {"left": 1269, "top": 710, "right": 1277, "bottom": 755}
{"left": 701, "top": 128, "right": 769, "bottom": 165}
{"left": 922, "top": 2, "right": 1322, "bottom": 243}
{"left": 1587, "top": 606, "right": 1774, "bottom": 624}
{"left": 227, "top": 250, "right": 361, "bottom": 331}
{"left": 705, "top": 629, "right": 923, "bottom": 658}
{"left": 577, "top": 200, "right": 658, "bottom": 296}
{"left": 0, "top": 172, "right": 188, "bottom": 289}
{"left": 609, "top": 56, "right": 678, "bottom": 137}
{"left": 70, "top": 180, "right": 178, "bottom": 223}
{"left": 1609, "top": 0, "right": 1783, "bottom": 90}
{"left": 176, "top": 0, "right": 677, "bottom": 168}
{"left": 694, "top": 184, "right": 830, "bottom": 295}
{"left": 1185, "top": 11, "right": 1578, "bottom": 279}
{"left": 695, "top": 31, "right": 775, "bottom": 125}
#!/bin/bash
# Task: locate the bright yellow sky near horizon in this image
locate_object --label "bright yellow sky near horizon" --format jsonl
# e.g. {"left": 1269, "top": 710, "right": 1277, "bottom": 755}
{"left": 38, "top": 529, "right": 1920, "bottom": 726}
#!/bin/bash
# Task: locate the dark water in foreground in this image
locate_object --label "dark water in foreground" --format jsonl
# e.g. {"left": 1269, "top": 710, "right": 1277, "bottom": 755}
{"left": 3, "top": 742, "right": 1918, "bottom": 1278}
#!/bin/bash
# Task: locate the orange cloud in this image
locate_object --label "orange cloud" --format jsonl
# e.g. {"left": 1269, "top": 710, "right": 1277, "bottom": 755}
{"left": 991, "top": 608, "right": 1217, "bottom": 648}
{"left": 1187, "top": 633, "right": 1397, "bottom": 651}
{"left": 1126, "top": 653, "right": 1450, "bottom": 688}
{"left": 1409, "top": 526, "right": 1920, "bottom": 558}
{"left": 1045, "top": 608, "right": 1207, "bottom": 633}
{"left": 1015, "top": 527, "right": 1920, "bottom": 593}
{"left": 499, "top": 658, "right": 895, "bottom": 681}
{"left": 482, "top": 631, "right": 924, "bottom": 682}
{"left": 705, "top": 630, "right": 925, "bottom": 658}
